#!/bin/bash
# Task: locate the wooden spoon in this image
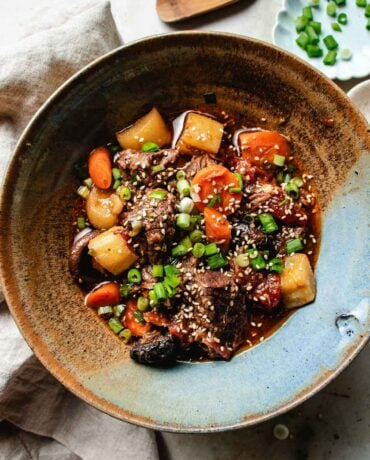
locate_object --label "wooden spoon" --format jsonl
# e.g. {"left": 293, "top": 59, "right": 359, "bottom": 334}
{"left": 156, "top": 0, "right": 240, "bottom": 23}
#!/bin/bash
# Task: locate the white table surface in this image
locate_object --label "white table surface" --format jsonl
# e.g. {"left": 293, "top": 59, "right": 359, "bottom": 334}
{"left": 0, "top": 1, "right": 369, "bottom": 459}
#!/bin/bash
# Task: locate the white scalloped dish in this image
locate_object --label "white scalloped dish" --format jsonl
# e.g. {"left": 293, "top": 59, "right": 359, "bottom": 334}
{"left": 274, "top": 0, "right": 370, "bottom": 81}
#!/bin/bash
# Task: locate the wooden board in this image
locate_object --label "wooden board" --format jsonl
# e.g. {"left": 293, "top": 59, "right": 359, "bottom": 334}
{"left": 156, "top": 0, "right": 240, "bottom": 23}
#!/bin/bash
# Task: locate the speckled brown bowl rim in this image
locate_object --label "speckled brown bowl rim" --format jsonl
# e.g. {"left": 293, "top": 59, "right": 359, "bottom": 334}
{"left": 0, "top": 32, "right": 369, "bottom": 433}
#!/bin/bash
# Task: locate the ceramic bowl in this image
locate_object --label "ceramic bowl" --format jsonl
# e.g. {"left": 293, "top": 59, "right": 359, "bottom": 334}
{"left": 0, "top": 33, "right": 369, "bottom": 432}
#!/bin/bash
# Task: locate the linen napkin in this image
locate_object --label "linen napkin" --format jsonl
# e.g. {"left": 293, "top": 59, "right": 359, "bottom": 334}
{"left": 0, "top": 2, "right": 158, "bottom": 459}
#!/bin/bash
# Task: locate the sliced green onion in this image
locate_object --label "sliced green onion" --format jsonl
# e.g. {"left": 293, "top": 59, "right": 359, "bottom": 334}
{"left": 295, "top": 15, "right": 309, "bottom": 33}
{"left": 337, "top": 12, "right": 348, "bottom": 24}
{"left": 324, "top": 50, "right": 338, "bottom": 65}
{"left": 108, "top": 317, "right": 123, "bottom": 334}
{"left": 207, "top": 253, "right": 229, "bottom": 270}
{"left": 204, "top": 243, "right": 219, "bottom": 256}
{"left": 164, "top": 265, "right": 180, "bottom": 277}
{"left": 83, "top": 177, "right": 93, "bottom": 189}
{"left": 287, "top": 238, "right": 304, "bottom": 254}
{"left": 176, "top": 213, "right": 191, "bottom": 230}
{"left": 356, "top": 0, "right": 366, "bottom": 6}
{"left": 366, "top": 17, "right": 370, "bottom": 30}
{"left": 230, "top": 187, "right": 242, "bottom": 193}
{"left": 334, "top": 0, "right": 346, "bottom": 5}
{"left": 113, "top": 179, "right": 121, "bottom": 189}
{"left": 134, "top": 310, "right": 145, "bottom": 324}
{"left": 152, "top": 265, "right": 164, "bottom": 278}
{"left": 246, "top": 249, "right": 266, "bottom": 270}
{"left": 306, "top": 45, "right": 324, "bottom": 58}
{"left": 192, "top": 242, "right": 205, "bottom": 258}
{"left": 137, "top": 296, "right": 149, "bottom": 312}
{"left": 296, "top": 31, "right": 309, "bottom": 50}
{"left": 233, "top": 173, "right": 243, "bottom": 189}
{"left": 180, "top": 236, "right": 193, "bottom": 251}
{"left": 131, "top": 172, "right": 140, "bottom": 185}
{"left": 190, "top": 215, "right": 202, "bottom": 228}
{"left": 207, "top": 194, "right": 220, "bottom": 208}
{"left": 331, "top": 22, "right": 342, "bottom": 32}
{"left": 179, "top": 197, "right": 194, "bottom": 214}
{"left": 277, "top": 170, "right": 284, "bottom": 184}
{"left": 127, "top": 268, "right": 141, "bottom": 284}
{"left": 148, "top": 189, "right": 167, "bottom": 201}
{"left": 112, "top": 168, "right": 121, "bottom": 180}
{"left": 120, "top": 284, "right": 131, "bottom": 298}
{"left": 258, "top": 213, "right": 279, "bottom": 233}
{"left": 152, "top": 164, "right": 165, "bottom": 174}
{"left": 164, "top": 275, "right": 181, "bottom": 289}
{"left": 189, "top": 229, "right": 203, "bottom": 243}
{"left": 310, "top": 0, "right": 320, "bottom": 5}
{"left": 327, "top": 1, "right": 337, "bottom": 16}
{"left": 176, "top": 170, "right": 186, "bottom": 180}
{"left": 143, "top": 142, "right": 160, "bottom": 152}
{"left": 119, "top": 329, "right": 132, "bottom": 343}
{"left": 306, "top": 26, "right": 319, "bottom": 45}
{"left": 285, "top": 181, "right": 299, "bottom": 199}
{"left": 291, "top": 177, "right": 304, "bottom": 188}
{"left": 273, "top": 154, "right": 286, "bottom": 167}
{"left": 341, "top": 48, "right": 352, "bottom": 60}
{"left": 309, "top": 21, "right": 322, "bottom": 34}
{"left": 149, "top": 290, "right": 158, "bottom": 306}
{"left": 366, "top": 5, "right": 370, "bottom": 16}
{"left": 98, "top": 306, "right": 113, "bottom": 318}
{"left": 76, "top": 216, "right": 86, "bottom": 229}
{"left": 154, "top": 282, "right": 167, "bottom": 301}
{"left": 120, "top": 186, "right": 132, "bottom": 201}
{"left": 177, "top": 179, "right": 190, "bottom": 196}
{"left": 323, "top": 34, "right": 338, "bottom": 50}
{"left": 129, "top": 219, "right": 142, "bottom": 237}
{"left": 302, "top": 6, "right": 313, "bottom": 20}
{"left": 77, "top": 185, "right": 90, "bottom": 199}
{"left": 171, "top": 244, "right": 187, "bottom": 257}
{"left": 269, "top": 258, "right": 284, "bottom": 274}
{"left": 163, "top": 281, "right": 176, "bottom": 298}
{"left": 236, "top": 253, "right": 250, "bottom": 268}
{"left": 284, "top": 172, "right": 292, "bottom": 183}
{"left": 113, "top": 304, "right": 125, "bottom": 317}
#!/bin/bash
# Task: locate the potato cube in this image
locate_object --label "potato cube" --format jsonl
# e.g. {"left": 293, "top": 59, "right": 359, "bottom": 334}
{"left": 116, "top": 107, "right": 171, "bottom": 150}
{"left": 88, "top": 226, "right": 138, "bottom": 275}
{"left": 280, "top": 253, "right": 316, "bottom": 309}
{"left": 86, "top": 186, "right": 124, "bottom": 230}
{"left": 176, "top": 112, "right": 223, "bottom": 155}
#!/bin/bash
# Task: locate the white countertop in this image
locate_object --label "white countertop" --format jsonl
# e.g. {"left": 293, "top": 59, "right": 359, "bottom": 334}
{"left": 0, "top": 1, "right": 369, "bottom": 459}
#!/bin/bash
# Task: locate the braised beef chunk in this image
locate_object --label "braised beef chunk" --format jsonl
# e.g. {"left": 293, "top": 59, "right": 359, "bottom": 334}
{"left": 183, "top": 153, "right": 216, "bottom": 178}
{"left": 171, "top": 271, "right": 248, "bottom": 359}
{"left": 116, "top": 148, "right": 186, "bottom": 185}
{"left": 130, "top": 331, "right": 178, "bottom": 365}
{"left": 123, "top": 190, "right": 176, "bottom": 263}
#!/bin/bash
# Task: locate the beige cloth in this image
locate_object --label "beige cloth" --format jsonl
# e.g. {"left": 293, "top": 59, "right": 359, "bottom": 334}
{"left": 0, "top": 2, "right": 158, "bottom": 459}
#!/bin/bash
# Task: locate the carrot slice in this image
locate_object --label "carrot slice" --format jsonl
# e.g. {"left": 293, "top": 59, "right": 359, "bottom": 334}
{"left": 238, "top": 131, "right": 290, "bottom": 166}
{"left": 123, "top": 299, "right": 151, "bottom": 337}
{"left": 143, "top": 311, "right": 169, "bottom": 327}
{"left": 85, "top": 282, "right": 120, "bottom": 309}
{"left": 88, "top": 146, "right": 112, "bottom": 190}
{"left": 191, "top": 165, "right": 241, "bottom": 215}
{"left": 204, "top": 207, "right": 231, "bottom": 249}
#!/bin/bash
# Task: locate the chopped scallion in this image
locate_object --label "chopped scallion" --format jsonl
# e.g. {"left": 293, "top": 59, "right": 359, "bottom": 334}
{"left": 77, "top": 185, "right": 90, "bottom": 199}
{"left": 154, "top": 282, "right": 167, "bottom": 301}
{"left": 179, "top": 197, "right": 194, "bottom": 214}
{"left": 356, "top": 0, "right": 366, "bottom": 6}
{"left": 148, "top": 189, "right": 167, "bottom": 200}
{"left": 143, "top": 142, "right": 160, "bottom": 152}
{"left": 134, "top": 310, "right": 145, "bottom": 324}
{"left": 119, "top": 329, "right": 132, "bottom": 343}
{"left": 233, "top": 172, "right": 243, "bottom": 189}
{"left": 366, "top": 5, "right": 370, "bottom": 16}
{"left": 149, "top": 290, "right": 158, "bottom": 306}
{"left": 334, "top": 0, "right": 346, "bottom": 5}
{"left": 236, "top": 253, "right": 250, "bottom": 268}
{"left": 177, "top": 179, "right": 191, "bottom": 196}
{"left": 137, "top": 296, "right": 149, "bottom": 312}
{"left": 327, "top": 1, "right": 337, "bottom": 17}
{"left": 112, "top": 168, "right": 121, "bottom": 180}
{"left": 323, "top": 34, "right": 339, "bottom": 50}
{"left": 176, "top": 170, "right": 186, "bottom": 180}
{"left": 296, "top": 31, "right": 309, "bottom": 49}
{"left": 204, "top": 243, "right": 219, "bottom": 256}
{"left": 176, "top": 213, "right": 191, "bottom": 230}
{"left": 108, "top": 317, "right": 123, "bottom": 334}
{"left": 120, "top": 284, "right": 131, "bottom": 298}
{"left": 246, "top": 249, "right": 266, "bottom": 270}
{"left": 306, "top": 45, "right": 323, "bottom": 58}
{"left": 98, "top": 306, "right": 113, "bottom": 318}
{"left": 127, "top": 268, "right": 141, "bottom": 284}
{"left": 152, "top": 265, "right": 164, "bottom": 278}
{"left": 273, "top": 154, "right": 286, "bottom": 167}
{"left": 192, "top": 242, "right": 205, "bottom": 258}
{"left": 285, "top": 181, "right": 300, "bottom": 199}
{"left": 331, "top": 22, "right": 342, "bottom": 32}
{"left": 113, "top": 304, "right": 125, "bottom": 317}
{"left": 258, "top": 213, "right": 279, "bottom": 233}
{"left": 152, "top": 164, "right": 165, "bottom": 174}
{"left": 323, "top": 50, "right": 338, "bottom": 65}
{"left": 269, "top": 258, "right": 284, "bottom": 274}
{"left": 180, "top": 236, "right": 193, "bottom": 250}
{"left": 303, "top": 6, "right": 313, "bottom": 20}
{"left": 113, "top": 179, "right": 121, "bottom": 189}
{"left": 287, "top": 238, "right": 304, "bottom": 254}
{"left": 207, "top": 253, "right": 228, "bottom": 270}
{"left": 189, "top": 229, "right": 203, "bottom": 243}
{"left": 83, "top": 177, "right": 93, "bottom": 189}
{"left": 341, "top": 48, "right": 352, "bottom": 60}
{"left": 337, "top": 12, "right": 348, "bottom": 24}
{"left": 230, "top": 187, "right": 242, "bottom": 193}
{"left": 291, "top": 177, "right": 304, "bottom": 188}
{"left": 295, "top": 15, "right": 309, "bottom": 33}
{"left": 309, "top": 21, "right": 322, "bottom": 34}
{"left": 164, "top": 265, "right": 180, "bottom": 277}
{"left": 76, "top": 216, "right": 85, "bottom": 229}
{"left": 171, "top": 244, "right": 187, "bottom": 257}
{"left": 306, "top": 26, "right": 319, "bottom": 45}
{"left": 119, "top": 186, "right": 132, "bottom": 201}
